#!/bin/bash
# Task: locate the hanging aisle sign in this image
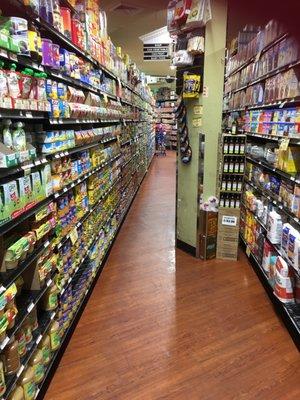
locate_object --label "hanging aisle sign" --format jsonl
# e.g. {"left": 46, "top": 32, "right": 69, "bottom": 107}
{"left": 143, "top": 43, "right": 170, "bottom": 61}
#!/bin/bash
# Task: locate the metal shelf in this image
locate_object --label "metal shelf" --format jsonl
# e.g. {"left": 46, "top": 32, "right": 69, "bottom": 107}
{"left": 240, "top": 235, "right": 300, "bottom": 350}
{"left": 225, "top": 33, "right": 288, "bottom": 79}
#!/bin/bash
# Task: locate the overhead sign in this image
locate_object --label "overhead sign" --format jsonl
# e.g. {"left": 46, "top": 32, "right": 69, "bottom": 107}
{"left": 143, "top": 43, "right": 170, "bottom": 61}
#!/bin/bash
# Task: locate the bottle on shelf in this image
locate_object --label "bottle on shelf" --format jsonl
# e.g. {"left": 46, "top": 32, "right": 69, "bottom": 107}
{"left": 229, "top": 158, "right": 234, "bottom": 173}
{"left": 225, "top": 195, "right": 230, "bottom": 207}
{"left": 232, "top": 177, "right": 237, "bottom": 191}
{"left": 223, "top": 137, "right": 229, "bottom": 154}
{"left": 229, "top": 137, "right": 234, "bottom": 154}
{"left": 223, "top": 158, "right": 229, "bottom": 173}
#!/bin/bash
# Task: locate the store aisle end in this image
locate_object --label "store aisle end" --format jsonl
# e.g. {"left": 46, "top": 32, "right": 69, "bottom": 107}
{"left": 45, "top": 152, "right": 300, "bottom": 400}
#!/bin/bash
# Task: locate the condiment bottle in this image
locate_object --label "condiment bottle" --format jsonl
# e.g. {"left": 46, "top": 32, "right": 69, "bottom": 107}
{"left": 19, "top": 367, "right": 36, "bottom": 400}
{"left": 8, "top": 385, "right": 24, "bottom": 400}
{"left": 48, "top": 321, "right": 60, "bottom": 351}
{"left": 3, "top": 335, "right": 20, "bottom": 375}
{"left": 41, "top": 285, "right": 58, "bottom": 311}
{"left": 16, "top": 329, "right": 27, "bottom": 357}
{"left": 0, "top": 361, "right": 6, "bottom": 396}
{"left": 21, "top": 319, "right": 33, "bottom": 345}
{"left": 37, "top": 335, "right": 51, "bottom": 365}
{"left": 27, "top": 308, "right": 38, "bottom": 332}
{"left": 29, "top": 350, "right": 44, "bottom": 384}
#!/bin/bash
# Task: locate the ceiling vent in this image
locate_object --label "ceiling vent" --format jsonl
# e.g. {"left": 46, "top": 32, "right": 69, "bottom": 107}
{"left": 110, "top": 2, "right": 144, "bottom": 15}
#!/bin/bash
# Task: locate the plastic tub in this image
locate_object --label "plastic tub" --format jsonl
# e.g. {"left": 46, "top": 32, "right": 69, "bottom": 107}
{"left": 51, "top": 44, "right": 60, "bottom": 69}
{"left": 41, "top": 39, "right": 53, "bottom": 67}
{"left": 60, "top": 7, "right": 72, "bottom": 39}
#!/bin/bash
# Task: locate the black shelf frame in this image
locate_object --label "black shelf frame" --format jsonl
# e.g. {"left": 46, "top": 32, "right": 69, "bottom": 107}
{"left": 35, "top": 156, "right": 154, "bottom": 400}
{"left": 240, "top": 235, "right": 300, "bottom": 351}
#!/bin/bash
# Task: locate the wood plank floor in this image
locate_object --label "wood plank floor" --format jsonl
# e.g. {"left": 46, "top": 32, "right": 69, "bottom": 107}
{"left": 45, "top": 151, "right": 300, "bottom": 400}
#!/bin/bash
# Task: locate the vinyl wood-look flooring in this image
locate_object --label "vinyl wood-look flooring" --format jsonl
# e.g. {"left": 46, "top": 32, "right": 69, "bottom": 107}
{"left": 45, "top": 151, "right": 300, "bottom": 400}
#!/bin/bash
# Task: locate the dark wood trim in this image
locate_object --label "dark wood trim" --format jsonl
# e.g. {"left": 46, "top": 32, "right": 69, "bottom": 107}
{"left": 176, "top": 239, "right": 196, "bottom": 257}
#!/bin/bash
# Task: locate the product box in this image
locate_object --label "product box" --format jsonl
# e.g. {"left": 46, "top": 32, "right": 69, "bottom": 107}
{"left": 216, "top": 207, "right": 240, "bottom": 261}
{"left": 0, "top": 180, "right": 22, "bottom": 224}
{"left": 0, "top": 144, "right": 18, "bottom": 168}
{"left": 198, "top": 210, "right": 218, "bottom": 260}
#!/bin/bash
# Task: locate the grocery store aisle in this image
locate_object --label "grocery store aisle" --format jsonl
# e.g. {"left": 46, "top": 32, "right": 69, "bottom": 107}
{"left": 45, "top": 151, "right": 300, "bottom": 400}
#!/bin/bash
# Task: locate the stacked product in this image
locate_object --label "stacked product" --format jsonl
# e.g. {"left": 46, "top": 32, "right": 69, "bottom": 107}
{"left": 224, "top": 19, "right": 300, "bottom": 347}
{"left": 155, "top": 89, "right": 177, "bottom": 150}
{"left": 0, "top": 1, "right": 156, "bottom": 398}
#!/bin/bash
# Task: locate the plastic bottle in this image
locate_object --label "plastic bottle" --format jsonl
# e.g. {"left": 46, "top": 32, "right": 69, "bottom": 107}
{"left": 8, "top": 386, "right": 24, "bottom": 400}
{"left": 29, "top": 350, "right": 44, "bottom": 384}
{"left": 48, "top": 321, "right": 60, "bottom": 351}
{"left": 19, "top": 367, "right": 36, "bottom": 400}
{"left": 2, "top": 120, "right": 13, "bottom": 149}
{"left": 16, "top": 329, "right": 27, "bottom": 357}
{"left": 3, "top": 336, "right": 20, "bottom": 375}
{"left": 37, "top": 335, "right": 51, "bottom": 365}
{"left": 42, "top": 284, "right": 58, "bottom": 311}
{"left": 0, "top": 361, "right": 6, "bottom": 397}
{"left": 12, "top": 122, "right": 26, "bottom": 152}
{"left": 223, "top": 137, "right": 228, "bottom": 154}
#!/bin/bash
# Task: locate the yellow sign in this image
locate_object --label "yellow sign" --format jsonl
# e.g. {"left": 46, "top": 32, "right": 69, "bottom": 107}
{"left": 192, "top": 118, "right": 202, "bottom": 127}
{"left": 193, "top": 105, "right": 203, "bottom": 115}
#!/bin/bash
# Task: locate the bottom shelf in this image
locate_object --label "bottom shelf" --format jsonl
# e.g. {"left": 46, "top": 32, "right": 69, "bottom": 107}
{"left": 240, "top": 235, "right": 300, "bottom": 350}
{"left": 35, "top": 155, "right": 154, "bottom": 400}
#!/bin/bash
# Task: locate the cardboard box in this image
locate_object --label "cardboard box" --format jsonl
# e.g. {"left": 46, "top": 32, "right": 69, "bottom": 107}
{"left": 199, "top": 234, "right": 217, "bottom": 260}
{"left": 216, "top": 208, "right": 240, "bottom": 261}
{"left": 199, "top": 210, "right": 218, "bottom": 260}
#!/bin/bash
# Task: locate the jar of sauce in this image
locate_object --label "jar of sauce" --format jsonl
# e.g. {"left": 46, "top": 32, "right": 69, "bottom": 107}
{"left": 8, "top": 386, "right": 24, "bottom": 400}
{"left": 19, "top": 367, "right": 36, "bottom": 400}
{"left": 48, "top": 321, "right": 60, "bottom": 351}
{"left": 29, "top": 350, "right": 44, "bottom": 384}
{"left": 2, "top": 336, "right": 20, "bottom": 375}
{"left": 37, "top": 335, "right": 51, "bottom": 365}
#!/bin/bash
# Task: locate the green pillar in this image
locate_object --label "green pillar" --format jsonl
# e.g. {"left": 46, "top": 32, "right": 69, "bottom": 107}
{"left": 176, "top": 0, "right": 227, "bottom": 252}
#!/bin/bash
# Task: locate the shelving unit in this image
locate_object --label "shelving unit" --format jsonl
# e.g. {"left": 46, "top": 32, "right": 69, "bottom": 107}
{"left": 155, "top": 92, "right": 178, "bottom": 151}
{"left": 223, "top": 19, "right": 300, "bottom": 349}
{"left": 0, "top": 1, "right": 156, "bottom": 398}
{"left": 218, "top": 134, "right": 245, "bottom": 208}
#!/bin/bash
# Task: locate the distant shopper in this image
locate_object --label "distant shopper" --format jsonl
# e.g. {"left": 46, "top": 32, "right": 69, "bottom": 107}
{"left": 156, "top": 122, "right": 166, "bottom": 156}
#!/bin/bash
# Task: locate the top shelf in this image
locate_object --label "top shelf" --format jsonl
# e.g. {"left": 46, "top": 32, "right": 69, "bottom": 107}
{"left": 7, "top": 0, "right": 153, "bottom": 105}
{"left": 225, "top": 33, "right": 288, "bottom": 79}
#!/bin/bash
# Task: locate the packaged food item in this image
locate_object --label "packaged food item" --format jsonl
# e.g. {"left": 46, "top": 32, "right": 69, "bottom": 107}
{"left": 29, "top": 350, "right": 44, "bottom": 383}
{"left": 0, "top": 361, "right": 6, "bottom": 396}
{"left": 2, "top": 119, "right": 13, "bottom": 149}
{"left": 0, "top": 63, "right": 8, "bottom": 100}
{"left": 22, "top": 318, "right": 33, "bottom": 344}
{"left": 48, "top": 321, "right": 60, "bottom": 351}
{"left": 8, "top": 385, "right": 25, "bottom": 400}
{"left": 2, "top": 336, "right": 21, "bottom": 375}
{"left": 281, "top": 223, "right": 292, "bottom": 256}
{"left": 60, "top": 7, "right": 72, "bottom": 39}
{"left": 267, "top": 210, "right": 283, "bottom": 244}
{"left": 16, "top": 329, "right": 27, "bottom": 357}
{"left": 12, "top": 123, "right": 26, "bottom": 152}
{"left": 7, "top": 64, "right": 21, "bottom": 100}
{"left": 41, "top": 284, "right": 58, "bottom": 311}
{"left": 37, "top": 335, "right": 51, "bottom": 365}
{"left": 6, "top": 298, "right": 18, "bottom": 329}
{"left": 19, "top": 366, "right": 36, "bottom": 400}
{"left": 41, "top": 39, "right": 53, "bottom": 67}
{"left": 274, "top": 256, "right": 294, "bottom": 303}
